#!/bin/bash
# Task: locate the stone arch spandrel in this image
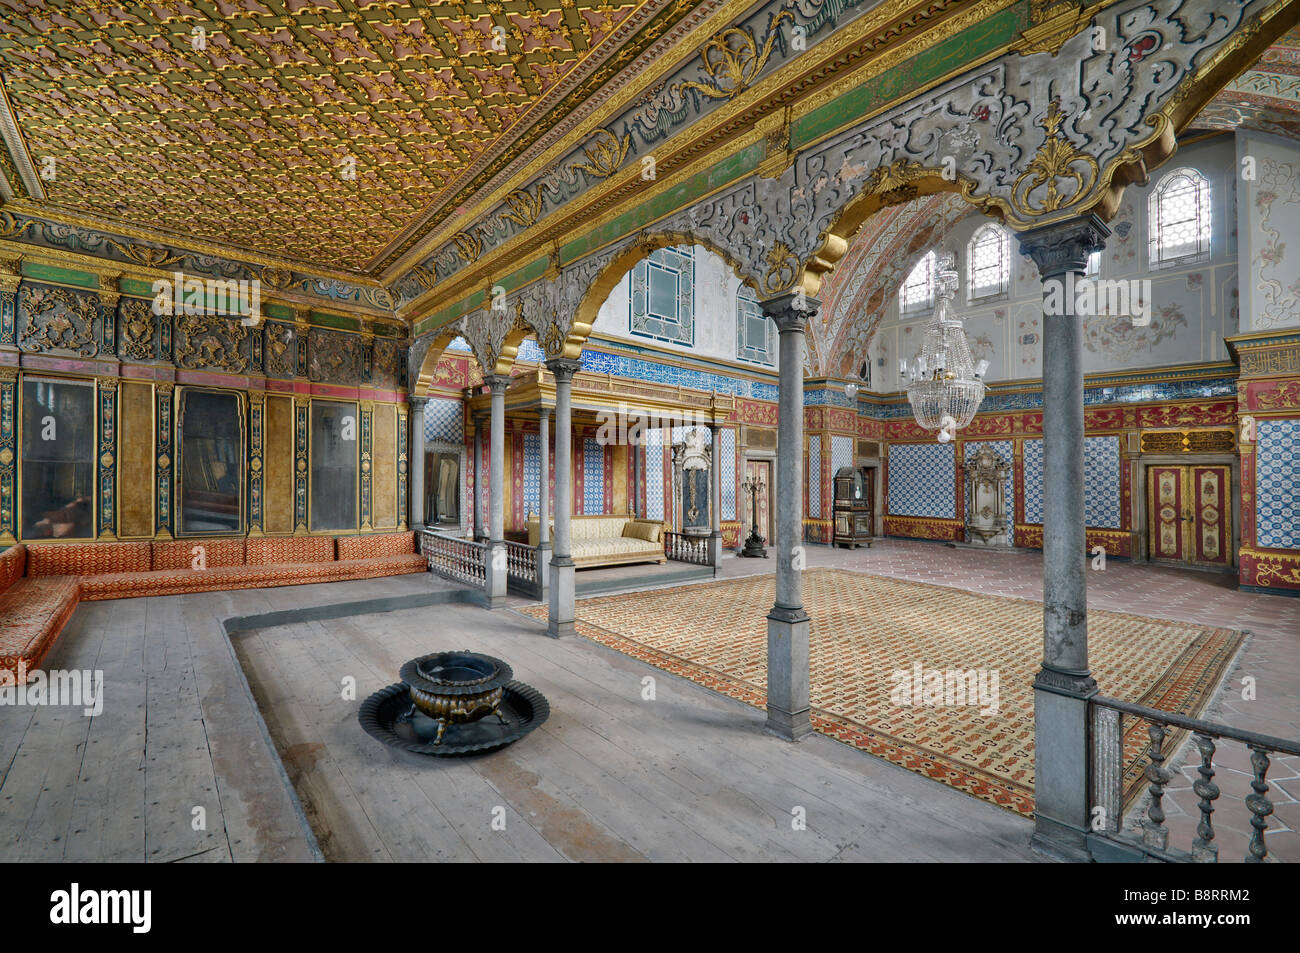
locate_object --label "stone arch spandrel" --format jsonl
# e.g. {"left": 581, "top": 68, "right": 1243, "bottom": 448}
{"left": 409, "top": 327, "right": 464, "bottom": 398}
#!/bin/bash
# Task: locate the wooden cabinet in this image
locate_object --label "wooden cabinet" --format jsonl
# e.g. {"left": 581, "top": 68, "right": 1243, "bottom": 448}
{"left": 833, "top": 466, "right": 873, "bottom": 548}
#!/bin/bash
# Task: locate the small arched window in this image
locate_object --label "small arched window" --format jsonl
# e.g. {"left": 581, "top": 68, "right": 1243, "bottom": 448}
{"left": 966, "top": 224, "right": 1010, "bottom": 301}
{"left": 899, "top": 250, "right": 936, "bottom": 315}
{"left": 1148, "top": 168, "right": 1211, "bottom": 266}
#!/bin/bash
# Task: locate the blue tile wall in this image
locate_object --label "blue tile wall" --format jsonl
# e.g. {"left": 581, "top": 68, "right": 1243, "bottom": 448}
{"left": 583, "top": 437, "right": 604, "bottom": 514}
{"left": 645, "top": 429, "right": 664, "bottom": 521}
{"left": 808, "top": 439, "right": 822, "bottom": 518}
{"left": 424, "top": 398, "right": 463, "bottom": 444}
{"left": 887, "top": 443, "right": 956, "bottom": 518}
{"left": 721, "top": 428, "right": 736, "bottom": 520}
{"left": 830, "top": 434, "right": 853, "bottom": 476}
{"left": 1023, "top": 435, "right": 1121, "bottom": 528}
{"left": 1257, "top": 418, "right": 1300, "bottom": 550}
{"left": 523, "top": 432, "right": 540, "bottom": 519}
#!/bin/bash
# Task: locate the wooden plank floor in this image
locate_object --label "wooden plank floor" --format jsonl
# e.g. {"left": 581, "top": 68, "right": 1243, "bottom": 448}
{"left": 1, "top": 569, "right": 1038, "bottom": 862}
{"left": 234, "top": 602, "right": 1038, "bottom": 862}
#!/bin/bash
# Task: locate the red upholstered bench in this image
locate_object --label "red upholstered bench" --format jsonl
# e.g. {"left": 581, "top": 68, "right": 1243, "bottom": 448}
{"left": 3, "top": 533, "right": 427, "bottom": 680}
{"left": 0, "top": 545, "right": 80, "bottom": 686}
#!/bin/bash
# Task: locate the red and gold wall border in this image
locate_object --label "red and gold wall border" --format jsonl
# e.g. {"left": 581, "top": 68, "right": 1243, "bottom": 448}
{"left": 883, "top": 516, "right": 962, "bottom": 542}
{"left": 1239, "top": 548, "right": 1300, "bottom": 594}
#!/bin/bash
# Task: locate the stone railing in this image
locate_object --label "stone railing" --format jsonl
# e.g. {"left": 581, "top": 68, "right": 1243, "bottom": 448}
{"left": 420, "top": 530, "right": 486, "bottom": 588}
{"left": 1090, "top": 695, "right": 1300, "bottom": 863}
{"left": 664, "top": 531, "right": 711, "bottom": 566}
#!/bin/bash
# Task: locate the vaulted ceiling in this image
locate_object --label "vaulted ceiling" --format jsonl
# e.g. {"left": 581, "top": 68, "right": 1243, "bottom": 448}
{"left": 1191, "top": 25, "right": 1300, "bottom": 138}
{"left": 0, "top": 0, "right": 710, "bottom": 274}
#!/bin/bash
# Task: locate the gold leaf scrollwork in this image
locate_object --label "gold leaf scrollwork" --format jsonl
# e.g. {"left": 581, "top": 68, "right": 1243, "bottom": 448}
{"left": 679, "top": 11, "right": 795, "bottom": 102}
{"left": 19, "top": 286, "right": 99, "bottom": 356}
{"left": 107, "top": 239, "right": 183, "bottom": 268}
{"left": 761, "top": 240, "right": 800, "bottom": 297}
{"left": 572, "top": 128, "right": 632, "bottom": 180}
{"left": 452, "top": 231, "right": 482, "bottom": 264}
{"left": 175, "top": 314, "right": 248, "bottom": 373}
{"left": 1012, "top": 99, "right": 1099, "bottom": 216}
{"left": 0, "top": 212, "right": 32, "bottom": 240}
{"left": 118, "top": 299, "right": 155, "bottom": 360}
{"left": 501, "top": 188, "right": 544, "bottom": 228}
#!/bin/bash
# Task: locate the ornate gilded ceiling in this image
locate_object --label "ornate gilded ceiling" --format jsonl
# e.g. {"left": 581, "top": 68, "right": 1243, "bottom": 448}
{"left": 0, "top": 0, "right": 707, "bottom": 273}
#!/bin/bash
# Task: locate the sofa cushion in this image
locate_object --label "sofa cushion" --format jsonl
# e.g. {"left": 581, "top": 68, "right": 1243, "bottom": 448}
{"left": 153, "top": 537, "right": 246, "bottom": 570}
{"left": 622, "top": 521, "right": 661, "bottom": 543}
{"left": 26, "top": 541, "right": 153, "bottom": 577}
{"left": 0, "top": 545, "right": 26, "bottom": 595}
{"left": 245, "top": 535, "right": 335, "bottom": 565}
{"left": 0, "top": 575, "right": 80, "bottom": 683}
{"left": 573, "top": 537, "right": 664, "bottom": 559}
{"left": 334, "top": 553, "right": 427, "bottom": 580}
{"left": 336, "top": 531, "right": 415, "bottom": 560}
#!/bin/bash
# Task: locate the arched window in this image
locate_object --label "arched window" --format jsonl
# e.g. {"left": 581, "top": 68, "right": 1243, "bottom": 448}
{"left": 1148, "top": 168, "right": 1211, "bottom": 266}
{"left": 966, "top": 224, "right": 1010, "bottom": 301}
{"left": 899, "top": 250, "right": 936, "bottom": 315}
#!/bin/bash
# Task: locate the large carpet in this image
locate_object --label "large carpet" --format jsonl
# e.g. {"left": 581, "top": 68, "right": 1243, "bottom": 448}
{"left": 519, "top": 568, "right": 1243, "bottom": 816}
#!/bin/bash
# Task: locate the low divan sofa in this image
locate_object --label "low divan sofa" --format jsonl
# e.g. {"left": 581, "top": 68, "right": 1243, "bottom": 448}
{"left": 526, "top": 514, "right": 667, "bottom": 569}
{"left": 0, "top": 532, "right": 426, "bottom": 684}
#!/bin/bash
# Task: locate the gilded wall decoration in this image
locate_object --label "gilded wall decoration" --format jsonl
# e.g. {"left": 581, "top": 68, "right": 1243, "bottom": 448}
{"left": 117, "top": 298, "right": 156, "bottom": 362}
{"left": 371, "top": 338, "right": 404, "bottom": 391}
{"left": 308, "top": 328, "right": 365, "bottom": 384}
{"left": 264, "top": 322, "right": 298, "bottom": 380}
{"left": 174, "top": 314, "right": 250, "bottom": 373}
{"left": 18, "top": 284, "right": 99, "bottom": 357}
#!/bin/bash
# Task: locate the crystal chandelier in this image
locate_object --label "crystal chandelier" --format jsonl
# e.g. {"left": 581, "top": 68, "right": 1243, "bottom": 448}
{"left": 901, "top": 252, "right": 989, "bottom": 440}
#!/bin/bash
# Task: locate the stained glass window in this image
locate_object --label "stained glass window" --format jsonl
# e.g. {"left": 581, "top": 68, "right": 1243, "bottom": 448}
{"left": 967, "top": 225, "right": 1010, "bottom": 301}
{"left": 735, "top": 285, "right": 773, "bottom": 365}
{"left": 1148, "top": 168, "right": 1211, "bottom": 266}
{"left": 630, "top": 246, "right": 694, "bottom": 345}
{"left": 899, "top": 250, "right": 936, "bottom": 315}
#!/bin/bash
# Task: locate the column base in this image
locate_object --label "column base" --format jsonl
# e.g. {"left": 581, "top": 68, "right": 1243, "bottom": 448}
{"left": 1030, "top": 817, "right": 1094, "bottom": 863}
{"left": 708, "top": 531, "right": 723, "bottom": 569}
{"left": 764, "top": 605, "right": 811, "bottom": 742}
{"left": 547, "top": 556, "right": 575, "bottom": 638}
{"left": 536, "top": 542, "right": 551, "bottom": 594}
{"left": 1032, "top": 680, "right": 1095, "bottom": 862}
{"left": 484, "top": 541, "right": 508, "bottom": 609}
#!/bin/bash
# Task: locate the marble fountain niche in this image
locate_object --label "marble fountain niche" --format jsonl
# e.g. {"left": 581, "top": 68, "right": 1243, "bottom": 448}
{"left": 963, "top": 444, "right": 1013, "bottom": 550}
{"left": 672, "top": 427, "right": 712, "bottom": 538}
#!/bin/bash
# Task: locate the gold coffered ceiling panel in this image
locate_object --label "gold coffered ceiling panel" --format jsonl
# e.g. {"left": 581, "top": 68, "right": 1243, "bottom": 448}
{"left": 0, "top": 0, "right": 696, "bottom": 273}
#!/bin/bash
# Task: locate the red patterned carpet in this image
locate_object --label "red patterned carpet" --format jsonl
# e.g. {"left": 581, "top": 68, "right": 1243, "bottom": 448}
{"left": 519, "top": 568, "right": 1243, "bottom": 816}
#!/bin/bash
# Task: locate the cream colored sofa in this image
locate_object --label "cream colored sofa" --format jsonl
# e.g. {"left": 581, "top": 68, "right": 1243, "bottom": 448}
{"left": 526, "top": 515, "right": 667, "bottom": 569}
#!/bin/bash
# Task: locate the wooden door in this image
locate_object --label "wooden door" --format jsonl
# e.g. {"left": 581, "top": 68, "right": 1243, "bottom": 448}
{"left": 1147, "top": 465, "right": 1232, "bottom": 567}
{"left": 1148, "top": 465, "right": 1185, "bottom": 562}
{"left": 743, "top": 459, "right": 772, "bottom": 545}
{"left": 1189, "top": 465, "right": 1231, "bottom": 567}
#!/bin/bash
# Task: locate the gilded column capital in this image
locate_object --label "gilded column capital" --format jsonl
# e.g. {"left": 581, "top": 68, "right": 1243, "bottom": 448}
{"left": 0, "top": 258, "right": 21, "bottom": 293}
{"left": 96, "top": 375, "right": 120, "bottom": 393}
{"left": 543, "top": 357, "right": 581, "bottom": 383}
{"left": 483, "top": 373, "right": 511, "bottom": 394}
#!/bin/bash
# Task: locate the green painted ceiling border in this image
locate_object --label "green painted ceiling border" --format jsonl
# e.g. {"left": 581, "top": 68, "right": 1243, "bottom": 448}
{"left": 21, "top": 261, "right": 98, "bottom": 289}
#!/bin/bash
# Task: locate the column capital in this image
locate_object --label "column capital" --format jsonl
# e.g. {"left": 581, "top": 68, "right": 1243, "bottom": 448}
{"left": 483, "top": 373, "right": 511, "bottom": 394}
{"left": 544, "top": 357, "right": 582, "bottom": 382}
{"left": 408, "top": 395, "right": 428, "bottom": 409}
{"left": 761, "top": 292, "right": 820, "bottom": 333}
{"left": 1017, "top": 214, "right": 1109, "bottom": 278}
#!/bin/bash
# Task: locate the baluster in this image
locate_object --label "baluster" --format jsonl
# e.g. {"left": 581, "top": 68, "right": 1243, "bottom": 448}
{"left": 1191, "top": 733, "right": 1219, "bottom": 863}
{"left": 1245, "top": 746, "right": 1274, "bottom": 863}
{"left": 1141, "top": 721, "right": 1171, "bottom": 852}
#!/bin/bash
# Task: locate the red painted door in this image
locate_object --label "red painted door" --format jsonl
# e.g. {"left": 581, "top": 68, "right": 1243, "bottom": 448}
{"left": 1189, "top": 465, "right": 1231, "bottom": 567}
{"left": 1148, "top": 466, "right": 1184, "bottom": 562}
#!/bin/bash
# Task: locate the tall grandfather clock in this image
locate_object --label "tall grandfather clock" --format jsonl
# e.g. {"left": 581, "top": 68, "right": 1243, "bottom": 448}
{"left": 833, "top": 466, "right": 873, "bottom": 548}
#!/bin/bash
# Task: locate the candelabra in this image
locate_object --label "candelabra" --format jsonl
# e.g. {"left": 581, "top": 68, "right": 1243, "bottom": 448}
{"left": 740, "top": 473, "right": 768, "bottom": 558}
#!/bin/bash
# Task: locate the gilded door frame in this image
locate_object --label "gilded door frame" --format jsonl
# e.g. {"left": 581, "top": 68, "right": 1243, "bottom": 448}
{"left": 741, "top": 452, "right": 774, "bottom": 547}
{"left": 1135, "top": 454, "right": 1239, "bottom": 570}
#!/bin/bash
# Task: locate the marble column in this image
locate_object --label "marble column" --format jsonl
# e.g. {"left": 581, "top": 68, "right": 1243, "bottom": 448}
{"left": 1018, "top": 215, "right": 1109, "bottom": 862}
{"left": 472, "top": 413, "right": 485, "bottom": 540}
{"left": 709, "top": 425, "right": 723, "bottom": 568}
{"left": 546, "top": 358, "right": 582, "bottom": 638}
{"left": 483, "top": 375, "right": 510, "bottom": 607}
{"left": 761, "top": 293, "right": 817, "bottom": 742}
{"left": 409, "top": 396, "right": 427, "bottom": 529}
{"left": 538, "top": 405, "right": 551, "bottom": 592}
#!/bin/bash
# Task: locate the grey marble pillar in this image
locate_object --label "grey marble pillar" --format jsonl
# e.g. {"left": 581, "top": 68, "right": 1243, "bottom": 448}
{"left": 472, "top": 414, "right": 485, "bottom": 540}
{"left": 761, "top": 293, "right": 817, "bottom": 742}
{"left": 709, "top": 425, "right": 723, "bottom": 568}
{"left": 1018, "top": 215, "right": 1109, "bottom": 862}
{"left": 409, "top": 397, "right": 427, "bottom": 529}
{"left": 546, "top": 358, "right": 582, "bottom": 637}
{"left": 483, "top": 375, "right": 510, "bottom": 607}
{"left": 538, "top": 405, "right": 551, "bottom": 592}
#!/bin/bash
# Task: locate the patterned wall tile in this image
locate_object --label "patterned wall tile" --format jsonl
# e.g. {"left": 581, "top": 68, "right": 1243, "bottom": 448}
{"left": 887, "top": 443, "right": 956, "bottom": 518}
{"left": 423, "top": 397, "right": 463, "bottom": 444}
{"left": 523, "top": 432, "right": 540, "bottom": 520}
{"left": 808, "top": 438, "right": 822, "bottom": 518}
{"left": 583, "top": 437, "right": 604, "bottom": 514}
{"left": 830, "top": 434, "right": 854, "bottom": 475}
{"left": 1023, "top": 435, "right": 1121, "bottom": 528}
{"left": 964, "top": 439, "right": 1014, "bottom": 521}
{"left": 645, "top": 429, "right": 664, "bottom": 521}
{"left": 1257, "top": 418, "right": 1300, "bottom": 549}
{"left": 721, "top": 427, "right": 736, "bottom": 520}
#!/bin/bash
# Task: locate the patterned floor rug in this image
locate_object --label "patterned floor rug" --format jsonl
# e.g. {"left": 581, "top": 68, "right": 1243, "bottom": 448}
{"left": 518, "top": 568, "right": 1243, "bottom": 816}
